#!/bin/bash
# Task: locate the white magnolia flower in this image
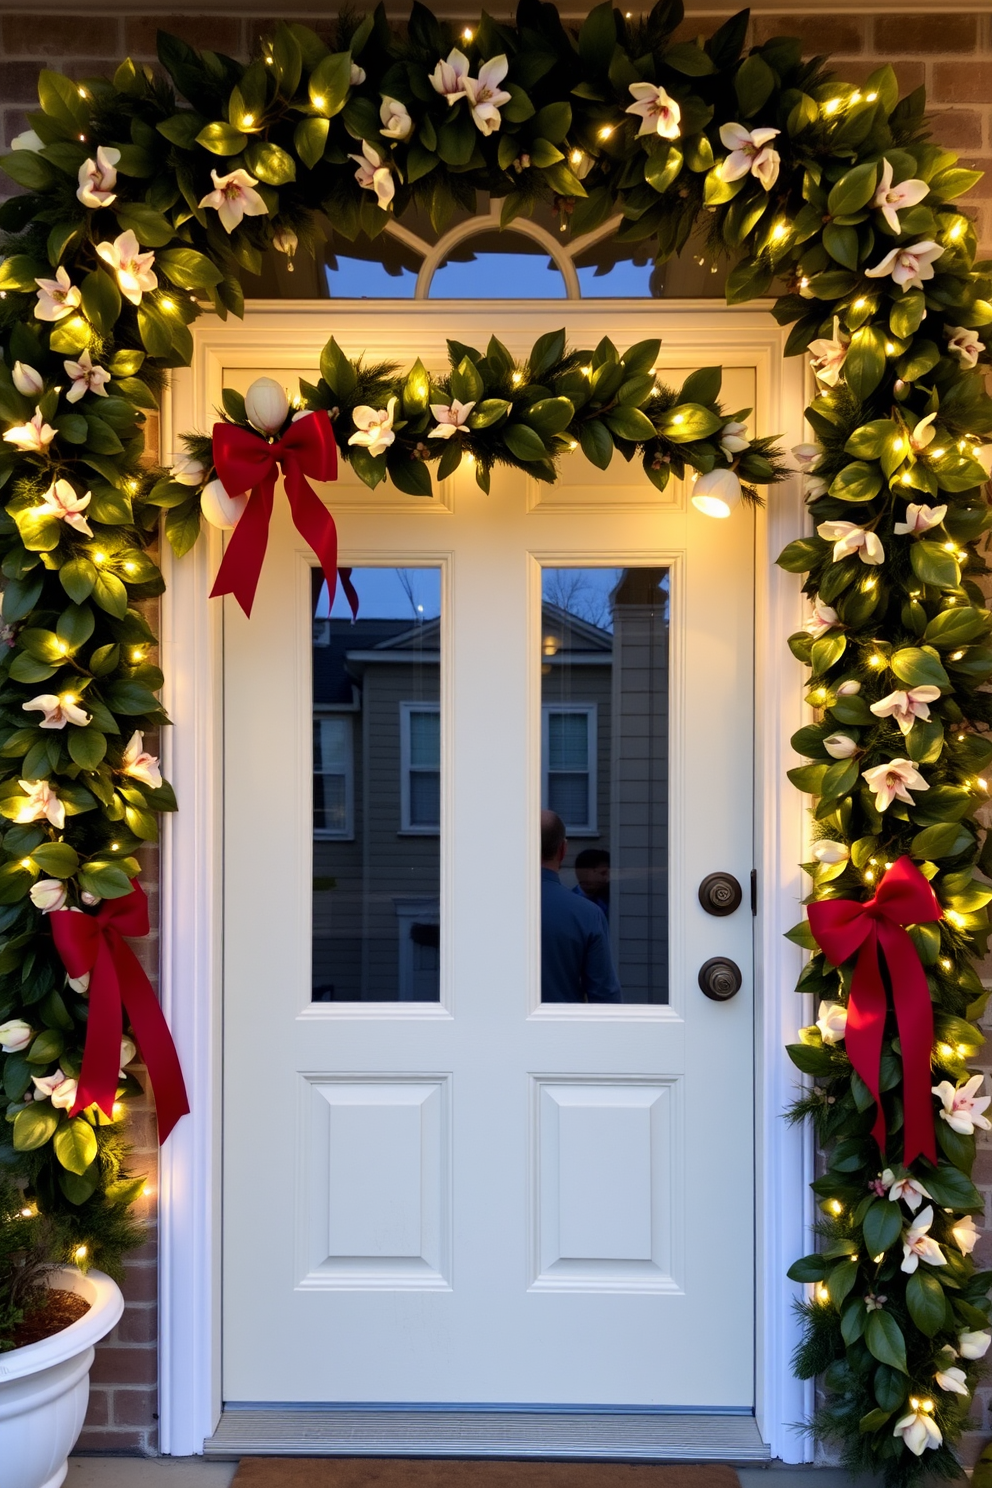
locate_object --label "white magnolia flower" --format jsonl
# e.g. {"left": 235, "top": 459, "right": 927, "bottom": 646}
{"left": 865, "top": 240, "right": 945, "bottom": 293}
{"left": 625, "top": 82, "right": 682, "bottom": 141}
{"left": 816, "top": 1001, "right": 847, "bottom": 1045}
{"left": 34, "top": 266, "right": 81, "bottom": 322}
{"left": 349, "top": 139, "right": 395, "bottom": 210}
{"left": 244, "top": 376, "right": 289, "bottom": 434}
{"left": 811, "top": 840, "right": 849, "bottom": 865}
{"left": 717, "top": 123, "right": 781, "bottom": 190}
{"left": 894, "top": 502, "right": 947, "bottom": 535}
{"left": 836, "top": 679, "right": 862, "bottom": 696}
{"left": 380, "top": 95, "right": 414, "bottom": 141}
{"left": 350, "top": 62, "right": 366, "bottom": 86}
{"left": 22, "top": 693, "right": 91, "bottom": 730}
{"left": 36, "top": 477, "right": 93, "bottom": 535}
{"left": 862, "top": 758, "right": 929, "bottom": 812}
{"left": 792, "top": 443, "right": 821, "bottom": 471}
{"left": 200, "top": 478, "right": 248, "bottom": 530}
{"left": 935, "top": 1365, "right": 969, "bottom": 1396}
{"left": 3, "top": 407, "right": 55, "bottom": 453}
{"left": 121, "top": 730, "right": 162, "bottom": 790}
{"left": 893, "top": 1405, "right": 942, "bottom": 1456}
{"left": 817, "top": 520, "right": 884, "bottom": 565}
{"left": 32, "top": 1068, "right": 77, "bottom": 1108}
{"left": 882, "top": 1169, "right": 931, "bottom": 1212}
{"left": 901, "top": 1205, "right": 946, "bottom": 1273}
{"left": 946, "top": 325, "right": 983, "bottom": 368}
{"left": 76, "top": 145, "right": 120, "bottom": 209}
{"left": 429, "top": 48, "right": 471, "bottom": 104}
{"left": 690, "top": 467, "right": 742, "bottom": 517}
{"left": 462, "top": 56, "right": 512, "bottom": 136}
{"left": 864, "top": 1292, "right": 886, "bottom": 1312}
{"left": 348, "top": 396, "right": 398, "bottom": 458}
{"left": 808, "top": 316, "right": 850, "bottom": 387}
{"left": 870, "top": 686, "right": 941, "bottom": 735}
{"left": 872, "top": 158, "right": 929, "bottom": 234}
{"left": 96, "top": 229, "right": 157, "bottom": 306}
{"left": 63, "top": 348, "right": 110, "bottom": 403}
{"left": 11, "top": 129, "right": 43, "bottom": 151}
{"left": 12, "top": 362, "right": 44, "bottom": 396}
{"left": 804, "top": 598, "right": 839, "bottom": 639}
{"left": 170, "top": 454, "right": 204, "bottom": 488}
{"left": 14, "top": 778, "right": 64, "bottom": 829}
{"left": 932, "top": 1074, "right": 992, "bottom": 1135}
{"left": 959, "top": 1329, "right": 992, "bottom": 1359}
{"left": 198, "top": 168, "right": 268, "bottom": 234}
{"left": 719, "top": 419, "right": 749, "bottom": 459}
{"left": 951, "top": 1213, "right": 980, "bottom": 1256}
{"left": 823, "top": 733, "right": 858, "bottom": 759}
{"left": 907, "top": 411, "right": 937, "bottom": 454}
{"left": 30, "top": 877, "right": 67, "bottom": 912}
{"left": 0, "top": 1019, "right": 33, "bottom": 1053}
{"left": 429, "top": 399, "right": 476, "bottom": 439}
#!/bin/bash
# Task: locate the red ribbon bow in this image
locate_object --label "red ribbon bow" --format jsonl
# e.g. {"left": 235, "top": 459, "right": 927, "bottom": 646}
{"left": 51, "top": 882, "right": 189, "bottom": 1142}
{"left": 807, "top": 856, "right": 941, "bottom": 1166}
{"left": 210, "top": 410, "right": 341, "bottom": 618}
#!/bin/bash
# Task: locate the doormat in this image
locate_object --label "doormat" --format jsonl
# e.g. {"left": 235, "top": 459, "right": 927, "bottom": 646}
{"left": 232, "top": 1460, "right": 741, "bottom": 1488}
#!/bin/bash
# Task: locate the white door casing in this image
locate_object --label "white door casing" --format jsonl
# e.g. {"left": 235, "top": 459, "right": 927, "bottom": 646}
{"left": 157, "top": 302, "right": 811, "bottom": 1456}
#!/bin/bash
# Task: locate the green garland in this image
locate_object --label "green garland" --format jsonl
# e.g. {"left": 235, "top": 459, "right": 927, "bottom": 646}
{"left": 0, "top": 1, "right": 989, "bottom": 1477}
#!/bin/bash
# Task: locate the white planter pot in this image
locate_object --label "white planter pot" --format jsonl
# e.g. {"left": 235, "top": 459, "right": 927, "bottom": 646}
{"left": 0, "top": 1266, "right": 124, "bottom": 1488}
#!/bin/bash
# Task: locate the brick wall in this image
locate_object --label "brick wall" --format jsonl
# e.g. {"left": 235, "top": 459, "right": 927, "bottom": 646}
{"left": 1, "top": 1, "right": 991, "bottom": 1462}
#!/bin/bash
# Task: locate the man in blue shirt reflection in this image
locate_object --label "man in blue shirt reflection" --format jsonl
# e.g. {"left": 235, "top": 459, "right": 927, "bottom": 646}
{"left": 541, "top": 811, "right": 622, "bottom": 1004}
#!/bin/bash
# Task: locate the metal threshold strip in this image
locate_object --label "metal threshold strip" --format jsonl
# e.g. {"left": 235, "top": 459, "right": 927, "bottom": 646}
{"left": 204, "top": 1406, "right": 771, "bottom": 1461}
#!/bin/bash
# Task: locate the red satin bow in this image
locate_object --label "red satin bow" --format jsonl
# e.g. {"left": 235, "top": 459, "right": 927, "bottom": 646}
{"left": 807, "top": 856, "right": 941, "bottom": 1165}
{"left": 210, "top": 410, "right": 340, "bottom": 618}
{"left": 50, "top": 882, "right": 189, "bottom": 1141}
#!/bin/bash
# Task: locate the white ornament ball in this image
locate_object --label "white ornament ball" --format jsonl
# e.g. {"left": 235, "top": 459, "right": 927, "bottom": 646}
{"left": 201, "top": 478, "right": 249, "bottom": 531}
{"left": 244, "top": 376, "right": 290, "bottom": 435}
{"left": 691, "top": 467, "right": 742, "bottom": 519}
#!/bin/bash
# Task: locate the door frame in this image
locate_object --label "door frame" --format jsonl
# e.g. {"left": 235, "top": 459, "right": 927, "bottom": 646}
{"left": 156, "top": 299, "right": 812, "bottom": 1460}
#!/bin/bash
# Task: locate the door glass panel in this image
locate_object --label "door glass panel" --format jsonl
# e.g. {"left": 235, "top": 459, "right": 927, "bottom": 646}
{"left": 540, "top": 567, "right": 669, "bottom": 1005}
{"left": 312, "top": 566, "right": 441, "bottom": 1002}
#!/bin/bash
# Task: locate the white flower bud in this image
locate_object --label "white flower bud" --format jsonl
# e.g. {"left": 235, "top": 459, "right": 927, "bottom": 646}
{"left": 200, "top": 477, "right": 249, "bottom": 531}
{"left": 0, "top": 1018, "right": 33, "bottom": 1053}
{"left": 30, "top": 877, "right": 67, "bottom": 912}
{"left": 244, "top": 376, "right": 290, "bottom": 435}
{"left": 836, "top": 679, "right": 861, "bottom": 696}
{"left": 691, "top": 468, "right": 742, "bottom": 519}
{"left": 67, "top": 971, "right": 91, "bottom": 994}
{"left": 80, "top": 891, "right": 101, "bottom": 906}
{"left": 273, "top": 228, "right": 298, "bottom": 258}
{"left": 823, "top": 733, "right": 858, "bottom": 759}
{"left": 12, "top": 362, "right": 44, "bottom": 396}
{"left": 811, "top": 840, "right": 849, "bottom": 865}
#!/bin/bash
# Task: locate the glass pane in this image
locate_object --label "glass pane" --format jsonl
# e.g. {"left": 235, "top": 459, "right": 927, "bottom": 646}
{"left": 429, "top": 230, "right": 566, "bottom": 298}
{"left": 573, "top": 227, "right": 729, "bottom": 299}
{"left": 324, "top": 228, "right": 420, "bottom": 298}
{"left": 312, "top": 566, "right": 442, "bottom": 1003}
{"left": 540, "top": 567, "right": 670, "bottom": 1005}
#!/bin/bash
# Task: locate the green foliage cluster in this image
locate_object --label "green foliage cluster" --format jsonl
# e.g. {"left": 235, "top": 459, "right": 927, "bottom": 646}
{"left": 0, "top": 2, "right": 986, "bottom": 1475}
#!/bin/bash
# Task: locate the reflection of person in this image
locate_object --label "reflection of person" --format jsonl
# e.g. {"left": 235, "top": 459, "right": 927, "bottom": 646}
{"left": 541, "top": 811, "right": 621, "bottom": 1003}
{"left": 573, "top": 848, "right": 610, "bottom": 928}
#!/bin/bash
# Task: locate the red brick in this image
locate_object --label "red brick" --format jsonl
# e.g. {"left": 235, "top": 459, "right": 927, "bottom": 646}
{"left": 0, "top": 61, "right": 44, "bottom": 103}
{"left": 113, "top": 1304, "right": 157, "bottom": 1345}
{"left": 874, "top": 13, "right": 978, "bottom": 52}
{"left": 90, "top": 1345, "right": 157, "bottom": 1386}
{"left": 112, "top": 1387, "right": 158, "bottom": 1426}
{"left": 924, "top": 109, "right": 985, "bottom": 151}
{"left": 124, "top": 16, "right": 242, "bottom": 58}
{"left": 933, "top": 61, "right": 992, "bottom": 106}
{"left": 957, "top": 158, "right": 992, "bottom": 200}
{"left": 75, "top": 1427, "right": 150, "bottom": 1453}
{"left": 754, "top": 14, "right": 865, "bottom": 53}
{"left": 120, "top": 1264, "right": 157, "bottom": 1304}
{"left": 0, "top": 14, "right": 120, "bottom": 56}
{"left": 83, "top": 1388, "right": 110, "bottom": 1427}
{"left": 972, "top": 1148, "right": 992, "bottom": 1186}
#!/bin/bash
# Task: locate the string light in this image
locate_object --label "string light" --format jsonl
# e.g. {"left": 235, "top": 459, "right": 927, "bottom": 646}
{"left": 852, "top": 297, "right": 867, "bottom": 311}
{"left": 598, "top": 125, "right": 614, "bottom": 140}
{"left": 74, "top": 1245, "right": 87, "bottom": 1261}
{"left": 868, "top": 654, "right": 885, "bottom": 668}
{"left": 828, "top": 1199, "right": 843, "bottom": 1215}
{"left": 816, "top": 1284, "right": 830, "bottom": 1303}
{"left": 940, "top": 958, "right": 953, "bottom": 970}
{"left": 312, "top": 95, "right": 326, "bottom": 109}
{"left": 570, "top": 149, "right": 583, "bottom": 165}
{"left": 771, "top": 221, "right": 788, "bottom": 241}
{"left": 462, "top": 27, "right": 473, "bottom": 40}
{"left": 823, "top": 98, "right": 841, "bottom": 115}
{"left": 241, "top": 114, "right": 256, "bottom": 128}
{"left": 19, "top": 859, "right": 32, "bottom": 869}
{"left": 512, "top": 371, "right": 523, "bottom": 385}
{"left": 950, "top": 650, "right": 965, "bottom": 661}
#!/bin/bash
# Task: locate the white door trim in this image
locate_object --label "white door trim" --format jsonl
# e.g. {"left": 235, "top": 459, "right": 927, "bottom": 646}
{"left": 157, "top": 299, "right": 812, "bottom": 1461}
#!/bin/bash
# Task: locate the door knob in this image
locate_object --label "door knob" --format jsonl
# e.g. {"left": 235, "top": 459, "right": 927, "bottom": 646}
{"left": 698, "top": 957, "right": 743, "bottom": 1001}
{"left": 698, "top": 872, "right": 743, "bottom": 916}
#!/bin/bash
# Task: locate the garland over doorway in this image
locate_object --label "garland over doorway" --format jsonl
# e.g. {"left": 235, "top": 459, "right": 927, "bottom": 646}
{"left": 0, "top": 3, "right": 991, "bottom": 1478}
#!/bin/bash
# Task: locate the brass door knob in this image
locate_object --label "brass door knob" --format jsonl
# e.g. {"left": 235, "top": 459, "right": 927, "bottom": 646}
{"left": 698, "top": 957, "right": 743, "bottom": 1001}
{"left": 698, "top": 872, "right": 743, "bottom": 917}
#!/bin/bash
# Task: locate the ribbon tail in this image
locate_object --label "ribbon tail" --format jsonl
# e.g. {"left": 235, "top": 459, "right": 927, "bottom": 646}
{"left": 338, "top": 566, "right": 359, "bottom": 621}
{"left": 284, "top": 466, "right": 339, "bottom": 613}
{"left": 879, "top": 921, "right": 938, "bottom": 1166}
{"left": 209, "top": 473, "right": 276, "bottom": 618}
{"left": 71, "top": 937, "right": 122, "bottom": 1122}
{"left": 844, "top": 932, "right": 889, "bottom": 1158}
{"left": 114, "top": 939, "right": 190, "bottom": 1142}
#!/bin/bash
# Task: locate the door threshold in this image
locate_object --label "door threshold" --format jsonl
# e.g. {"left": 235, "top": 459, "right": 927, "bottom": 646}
{"left": 204, "top": 1407, "right": 770, "bottom": 1461}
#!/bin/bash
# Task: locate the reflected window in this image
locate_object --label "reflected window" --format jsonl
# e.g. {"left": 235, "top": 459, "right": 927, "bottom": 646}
{"left": 312, "top": 567, "right": 441, "bottom": 1003}
{"left": 539, "top": 567, "right": 669, "bottom": 1005}
{"left": 324, "top": 230, "right": 419, "bottom": 297}
{"left": 429, "top": 230, "right": 566, "bottom": 298}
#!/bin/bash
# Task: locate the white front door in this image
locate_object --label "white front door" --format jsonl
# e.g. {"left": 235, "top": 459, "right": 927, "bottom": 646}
{"left": 220, "top": 307, "right": 756, "bottom": 1411}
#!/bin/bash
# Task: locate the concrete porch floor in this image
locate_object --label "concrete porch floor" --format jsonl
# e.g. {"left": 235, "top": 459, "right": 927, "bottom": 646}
{"left": 65, "top": 1460, "right": 927, "bottom": 1487}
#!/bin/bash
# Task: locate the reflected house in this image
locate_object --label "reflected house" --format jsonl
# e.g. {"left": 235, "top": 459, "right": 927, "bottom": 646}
{"left": 313, "top": 569, "right": 669, "bottom": 1004}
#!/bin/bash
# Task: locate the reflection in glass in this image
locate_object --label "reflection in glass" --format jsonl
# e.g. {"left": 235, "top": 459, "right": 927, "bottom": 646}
{"left": 429, "top": 231, "right": 566, "bottom": 298}
{"left": 312, "top": 568, "right": 441, "bottom": 1002}
{"left": 540, "top": 568, "right": 669, "bottom": 1004}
